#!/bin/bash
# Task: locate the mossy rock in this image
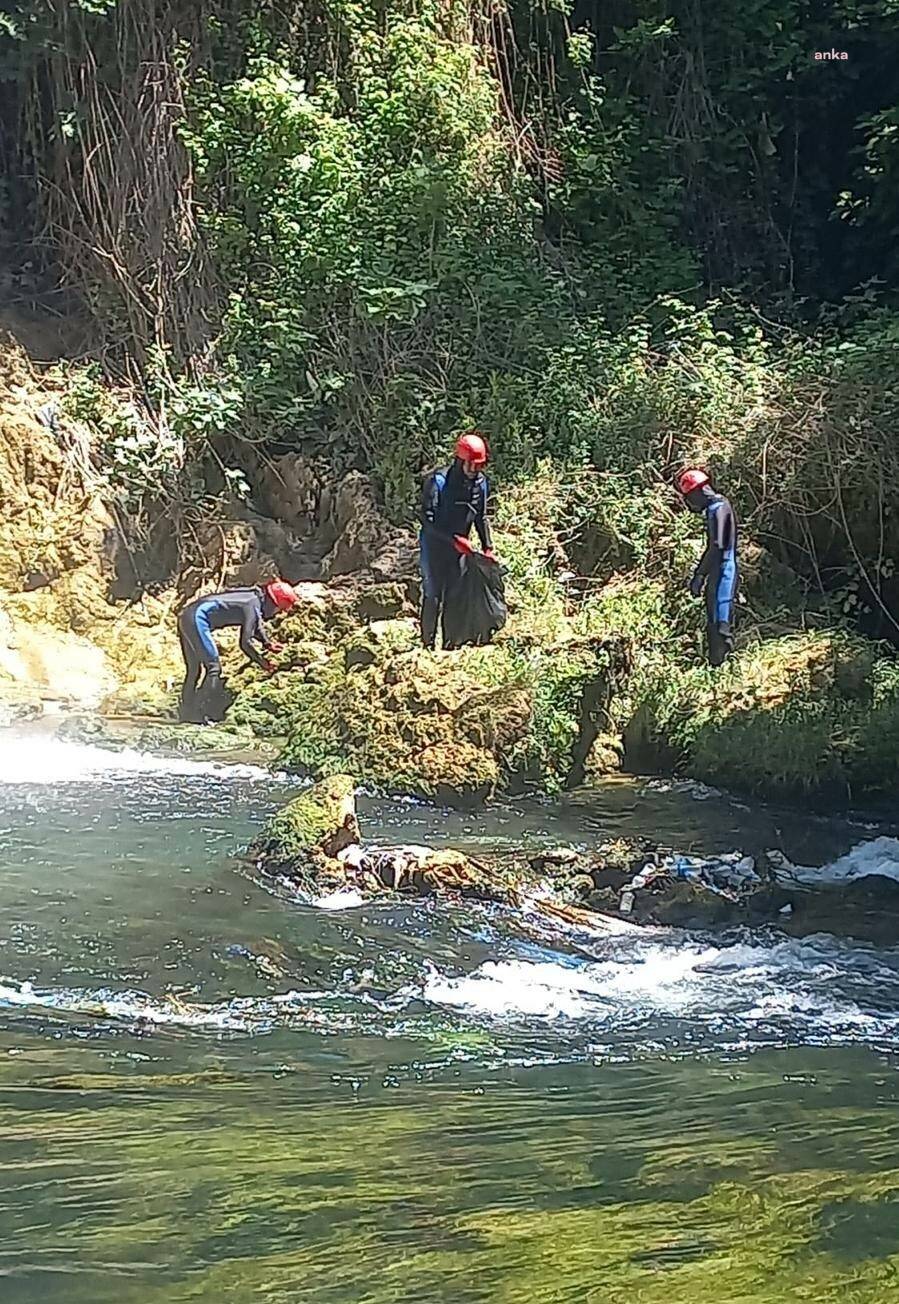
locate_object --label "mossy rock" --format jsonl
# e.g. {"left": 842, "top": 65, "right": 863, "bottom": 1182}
{"left": 99, "top": 687, "right": 178, "bottom": 719}
{"left": 54, "top": 714, "right": 269, "bottom": 759}
{"left": 355, "top": 582, "right": 409, "bottom": 622}
{"left": 249, "top": 774, "right": 360, "bottom": 882}
{"left": 132, "top": 721, "right": 263, "bottom": 755}
{"left": 407, "top": 740, "right": 499, "bottom": 804}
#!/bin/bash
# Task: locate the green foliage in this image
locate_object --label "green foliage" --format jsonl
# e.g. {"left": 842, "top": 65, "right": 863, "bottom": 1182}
{"left": 177, "top": 0, "right": 695, "bottom": 489}
{"left": 635, "top": 632, "right": 899, "bottom": 800}
{"left": 59, "top": 367, "right": 180, "bottom": 510}
{"left": 7, "top": 0, "right": 899, "bottom": 805}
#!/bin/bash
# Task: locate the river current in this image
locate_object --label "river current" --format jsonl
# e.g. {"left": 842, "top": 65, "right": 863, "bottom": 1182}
{"left": 1, "top": 730, "right": 899, "bottom": 1302}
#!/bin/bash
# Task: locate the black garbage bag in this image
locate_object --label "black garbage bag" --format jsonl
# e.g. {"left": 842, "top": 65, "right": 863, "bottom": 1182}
{"left": 441, "top": 553, "right": 507, "bottom": 649}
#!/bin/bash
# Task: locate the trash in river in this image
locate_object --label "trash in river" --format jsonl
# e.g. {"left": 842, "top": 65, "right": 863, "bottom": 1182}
{"left": 618, "top": 850, "right": 759, "bottom": 913}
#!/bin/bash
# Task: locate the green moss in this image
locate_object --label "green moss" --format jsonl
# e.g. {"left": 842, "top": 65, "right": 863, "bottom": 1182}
{"left": 251, "top": 774, "right": 359, "bottom": 874}
{"left": 3, "top": 1050, "right": 899, "bottom": 1303}
{"left": 635, "top": 632, "right": 899, "bottom": 801}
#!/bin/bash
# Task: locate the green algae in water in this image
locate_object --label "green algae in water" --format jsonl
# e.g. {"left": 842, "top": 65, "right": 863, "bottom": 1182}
{"left": 2, "top": 1050, "right": 899, "bottom": 1303}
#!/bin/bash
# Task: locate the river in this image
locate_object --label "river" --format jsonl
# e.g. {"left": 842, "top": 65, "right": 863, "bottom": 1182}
{"left": 1, "top": 731, "right": 899, "bottom": 1302}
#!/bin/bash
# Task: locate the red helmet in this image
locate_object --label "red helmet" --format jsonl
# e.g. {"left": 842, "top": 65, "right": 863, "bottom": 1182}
{"left": 265, "top": 579, "right": 298, "bottom": 612}
{"left": 455, "top": 431, "right": 488, "bottom": 466}
{"left": 677, "top": 468, "right": 710, "bottom": 495}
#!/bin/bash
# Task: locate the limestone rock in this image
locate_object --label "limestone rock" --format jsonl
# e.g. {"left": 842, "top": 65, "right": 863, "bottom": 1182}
{"left": 252, "top": 453, "right": 323, "bottom": 537}
{"left": 412, "top": 740, "right": 499, "bottom": 804}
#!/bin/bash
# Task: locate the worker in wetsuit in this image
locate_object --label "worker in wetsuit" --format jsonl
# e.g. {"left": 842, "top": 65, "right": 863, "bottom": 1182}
{"left": 419, "top": 431, "right": 495, "bottom": 649}
{"left": 677, "top": 469, "right": 739, "bottom": 667}
{"left": 177, "top": 579, "right": 298, "bottom": 723}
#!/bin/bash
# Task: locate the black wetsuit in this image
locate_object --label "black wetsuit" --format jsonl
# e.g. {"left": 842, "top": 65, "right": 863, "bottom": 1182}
{"left": 689, "top": 493, "right": 739, "bottom": 666}
{"left": 178, "top": 588, "right": 274, "bottom": 722}
{"left": 418, "top": 461, "right": 492, "bottom": 648}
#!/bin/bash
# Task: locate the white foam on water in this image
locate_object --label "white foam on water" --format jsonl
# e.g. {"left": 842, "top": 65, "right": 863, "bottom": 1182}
{"left": 781, "top": 836, "right": 899, "bottom": 887}
{"left": 0, "top": 733, "right": 273, "bottom": 785}
{"left": 0, "top": 979, "right": 252, "bottom": 1030}
{"left": 0, "top": 979, "right": 350, "bottom": 1035}
{"left": 423, "top": 947, "right": 720, "bottom": 1021}
{"left": 6, "top": 925, "right": 899, "bottom": 1053}
{"left": 422, "top": 931, "right": 899, "bottom": 1045}
{"left": 313, "top": 888, "right": 366, "bottom": 911}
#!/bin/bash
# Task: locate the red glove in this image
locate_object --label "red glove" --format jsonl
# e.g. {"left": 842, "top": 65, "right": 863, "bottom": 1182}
{"left": 453, "top": 535, "right": 474, "bottom": 556}
{"left": 484, "top": 548, "right": 496, "bottom": 561}
{"left": 261, "top": 659, "right": 277, "bottom": 675}
{"left": 268, "top": 641, "right": 284, "bottom": 653}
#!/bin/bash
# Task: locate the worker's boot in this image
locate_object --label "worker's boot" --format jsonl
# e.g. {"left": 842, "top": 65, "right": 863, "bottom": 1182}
{"left": 707, "top": 622, "right": 734, "bottom": 668}
{"left": 198, "top": 665, "right": 227, "bottom": 723}
{"left": 420, "top": 598, "right": 440, "bottom": 650}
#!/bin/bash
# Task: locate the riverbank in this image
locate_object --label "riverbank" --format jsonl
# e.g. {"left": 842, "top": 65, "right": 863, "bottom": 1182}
{"left": 2, "top": 325, "right": 899, "bottom": 809}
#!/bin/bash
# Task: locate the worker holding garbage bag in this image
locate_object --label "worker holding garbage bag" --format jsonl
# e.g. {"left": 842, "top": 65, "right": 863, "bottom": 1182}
{"left": 419, "top": 431, "right": 506, "bottom": 650}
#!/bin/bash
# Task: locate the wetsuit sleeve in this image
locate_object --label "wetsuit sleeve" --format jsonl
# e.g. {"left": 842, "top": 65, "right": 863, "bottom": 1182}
{"left": 474, "top": 478, "right": 492, "bottom": 550}
{"left": 421, "top": 472, "right": 453, "bottom": 541}
{"left": 421, "top": 473, "right": 439, "bottom": 528}
{"left": 691, "top": 512, "right": 719, "bottom": 588}
{"left": 238, "top": 603, "right": 268, "bottom": 667}
{"left": 714, "top": 501, "right": 735, "bottom": 551}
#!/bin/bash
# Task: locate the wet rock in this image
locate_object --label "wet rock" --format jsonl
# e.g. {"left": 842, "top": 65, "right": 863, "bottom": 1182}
{"left": 765, "top": 845, "right": 899, "bottom": 939}
{"left": 248, "top": 775, "right": 361, "bottom": 887}
{"left": 0, "top": 690, "right": 43, "bottom": 727}
{"left": 529, "top": 847, "right": 582, "bottom": 872}
{"left": 54, "top": 713, "right": 274, "bottom": 761}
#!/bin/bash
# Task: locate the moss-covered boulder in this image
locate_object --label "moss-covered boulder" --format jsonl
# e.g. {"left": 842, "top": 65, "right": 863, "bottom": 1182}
{"left": 246, "top": 774, "right": 523, "bottom": 901}
{"left": 633, "top": 631, "right": 899, "bottom": 802}
{"left": 228, "top": 589, "right": 632, "bottom": 804}
{"left": 249, "top": 775, "right": 360, "bottom": 884}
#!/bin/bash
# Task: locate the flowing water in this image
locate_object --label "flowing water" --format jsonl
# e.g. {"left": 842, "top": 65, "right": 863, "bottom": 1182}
{"left": 2, "top": 730, "right": 899, "bottom": 1302}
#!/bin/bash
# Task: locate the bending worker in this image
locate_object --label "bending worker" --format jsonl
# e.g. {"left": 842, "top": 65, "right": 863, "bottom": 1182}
{"left": 677, "top": 468, "right": 739, "bottom": 667}
{"left": 419, "top": 430, "right": 495, "bottom": 649}
{"left": 178, "top": 579, "right": 297, "bottom": 722}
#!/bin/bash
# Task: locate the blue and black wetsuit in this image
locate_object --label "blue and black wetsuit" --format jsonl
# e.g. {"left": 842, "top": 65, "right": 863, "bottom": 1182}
{"left": 690, "top": 494, "right": 738, "bottom": 666}
{"left": 419, "top": 460, "right": 492, "bottom": 648}
{"left": 178, "top": 588, "right": 273, "bottom": 721}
